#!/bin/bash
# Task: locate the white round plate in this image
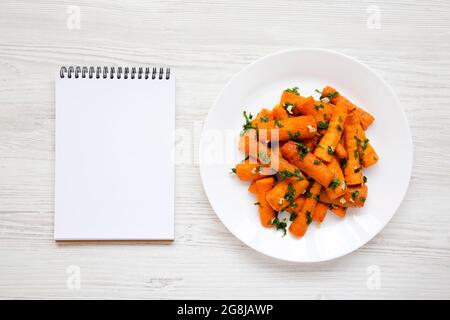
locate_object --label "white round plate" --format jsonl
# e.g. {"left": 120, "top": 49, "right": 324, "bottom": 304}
{"left": 199, "top": 49, "right": 412, "bottom": 262}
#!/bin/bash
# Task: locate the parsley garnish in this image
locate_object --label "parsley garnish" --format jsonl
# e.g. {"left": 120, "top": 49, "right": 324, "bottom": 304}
{"left": 270, "top": 216, "right": 287, "bottom": 236}
{"left": 351, "top": 190, "right": 359, "bottom": 200}
{"left": 254, "top": 202, "right": 261, "bottom": 207}
{"left": 274, "top": 119, "right": 284, "bottom": 128}
{"left": 285, "top": 87, "right": 300, "bottom": 95}
{"left": 315, "top": 89, "right": 322, "bottom": 95}
{"left": 314, "top": 103, "right": 325, "bottom": 111}
{"left": 318, "top": 121, "right": 328, "bottom": 130}
{"left": 279, "top": 169, "right": 303, "bottom": 181}
{"left": 231, "top": 167, "right": 236, "bottom": 174}
{"left": 362, "top": 139, "right": 369, "bottom": 150}
{"left": 320, "top": 91, "right": 340, "bottom": 100}
{"left": 313, "top": 159, "right": 321, "bottom": 165}
{"left": 340, "top": 158, "right": 348, "bottom": 169}
{"left": 328, "top": 146, "right": 335, "bottom": 155}
{"left": 296, "top": 142, "right": 310, "bottom": 160}
{"left": 360, "top": 197, "right": 366, "bottom": 203}
{"left": 242, "top": 111, "right": 255, "bottom": 132}
{"left": 288, "top": 130, "right": 300, "bottom": 141}
{"left": 284, "top": 183, "right": 297, "bottom": 208}
{"left": 363, "top": 176, "right": 368, "bottom": 183}
{"left": 329, "top": 178, "right": 340, "bottom": 190}
{"left": 306, "top": 211, "right": 312, "bottom": 225}
{"left": 260, "top": 115, "right": 269, "bottom": 123}
{"left": 354, "top": 149, "right": 359, "bottom": 159}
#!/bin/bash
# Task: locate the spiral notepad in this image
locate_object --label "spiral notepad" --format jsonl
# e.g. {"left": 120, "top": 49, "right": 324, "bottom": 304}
{"left": 54, "top": 66, "right": 175, "bottom": 241}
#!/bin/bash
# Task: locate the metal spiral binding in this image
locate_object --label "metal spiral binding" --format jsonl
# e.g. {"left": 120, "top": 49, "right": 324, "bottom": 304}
{"left": 60, "top": 66, "right": 171, "bottom": 80}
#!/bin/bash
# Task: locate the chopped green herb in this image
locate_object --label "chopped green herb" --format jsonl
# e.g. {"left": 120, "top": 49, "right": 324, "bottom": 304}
{"left": 289, "top": 213, "right": 297, "bottom": 221}
{"left": 284, "top": 183, "right": 297, "bottom": 208}
{"left": 306, "top": 210, "right": 313, "bottom": 225}
{"left": 242, "top": 111, "right": 255, "bottom": 132}
{"left": 354, "top": 149, "right": 359, "bottom": 159}
{"left": 354, "top": 167, "right": 361, "bottom": 173}
{"left": 351, "top": 190, "right": 359, "bottom": 200}
{"left": 254, "top": 202, "right": 261, "bottom": 207}
{"left": 337, "top": 125, "right": 343, "bottom": 132}
{"left": 313, "top": 194, "right": 320, "bottom": 201}
{"left": 329, "top": 178, "right": 340, "bottom": 190}
{"left": 279, "top": 169, "right": 303, "bottom": 181}
{"left": 275, "top": 119, "right": 284, "bottom": 128}
{"left": 314, "top": 103, "right": 325, "bottom": 111}
{"left": 231, "top": 167, "right": 236, "bottom": 174}
{"left": 340, "top": 158, "right": 348, "bottom": 169}
{"left": 285, "top": 86, "right": 300, "bottom": 95}
{"left": 296, "top": 142, "right": 310, "bottom": 159}
{"left": 260, "top": 115, "right": 269, "bottom": 123}
{"left": 318, "top": 121, "right": 328, "bottom": 130}
{"left": 320, "top": 91, "right": 340, "bottom": 100}
{"left": 360, "top": 197, "right": 366, "bottom": 203}
{"left": 363, "top": 176, "right": 368, "bottom": 183}
{"left": 362, "top": 139, "right": 369, "bottom": 150}
{"left": 270, "top": 217, "right": 287, "bottom": 236}
{"left": 328, "top": 146, "right": 335, "bottom": 155}
{"left": 313, "top": 159, "right": 321, "bottom": 165}
{"left": 315, "top": 89, "right": 322, "bottom": 94}
{"left": 288, "top": 130, "right": 300, "bottom": 141}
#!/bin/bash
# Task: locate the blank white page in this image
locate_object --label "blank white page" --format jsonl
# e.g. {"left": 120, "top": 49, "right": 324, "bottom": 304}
{"left": 54, "top": 70, "right": 175, "bottom": 240}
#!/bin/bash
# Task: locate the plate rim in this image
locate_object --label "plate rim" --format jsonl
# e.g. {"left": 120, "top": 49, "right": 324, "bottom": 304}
{"left": 199, "top": 48, "right": 413, "bottom": 263}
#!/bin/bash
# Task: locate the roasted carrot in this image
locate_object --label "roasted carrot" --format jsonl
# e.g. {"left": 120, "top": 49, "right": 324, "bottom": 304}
{"left": 248, "top": 180, "right": 258, "bottom": 194}
{"left": 313, "top": 202, "right": 328, "bottom": 222}
{"left": 289, "top": 181, "right": 321, "bottom": 237}
{"left": 254, "top": 177, "right": 276, "bottom": 227}
{"left": 284, "top": 196, "right": 306, "bottom": 214}
{"left": 329, "top": 205, "right": 347, "bottom": 218}
{"left": 335, "top": 141, "right": 348, "bottom": 159}
{"left": 281, "top": 141, "right": 334, "bottom": 187}
{"left": 314, "top": 100, "right": 348, "bottom": 162}
{"left": 234, "top": 162, "right": 274, "bottom": 181}
{"left": 302, "top": 136, "right": 320, "bottom": 153}
{"left": 343, "top": 111, "right": 364, "bottom": 185}
{"left": 324, "top": 157, "right": 346, "bottom": 200}
{"left": 252, "top": 108, "right": 274, "bottom": 127}
{"left": 319, "top": 184, "right": 368, "bottom": 208}
{"left": 257, "top": 115, "right": 317, "bottom": 142}
{"left": 321, "top": 86, "right": 374, "bottom": 129}
{"left": 296, "top": 98, "right": 333, "bottom": 128}
{"left": 272, "top": 104, "right": 289, "bottom": 120}
{"left": 357, "top": 130, "right": 379, "bottom": 168}
{"left": 266, "top": 178, "right": 309, "bottom": 212}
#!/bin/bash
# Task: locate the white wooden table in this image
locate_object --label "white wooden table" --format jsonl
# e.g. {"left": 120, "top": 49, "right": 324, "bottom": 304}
{"left": 1, "top": 0, "right": 449, "bottom": 299}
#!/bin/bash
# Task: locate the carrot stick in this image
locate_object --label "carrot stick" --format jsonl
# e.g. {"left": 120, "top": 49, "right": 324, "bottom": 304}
{"left": 321, "top": 86, "right": 374, "bottom": 130}
{"left": 335, "top": 141, "right": 347, "bottom": 159}
{"left": 313, "top": 202, "right": 328, "bottom": 222}
{"left": 296, "top": 98, "right": 333, "bottom": 129}
{"left": 324, "top": 157, "right": 346, "bottom": 200}
{"left": 272, "top": 104, "right": 289, "bottom": 120}
{"left": 257, "top": 115, "right": 317, "bottom": 142}
{"left": 284, "top": 196, "right": 306, "bottom": 214}
{"left": 357, "top": 130, "right": 379, "bottom": 168}
{"left": 254, "top": 177, "right": 276, "bottom": 227}
{"left": 265, "top": 178, "right": 309, "bottom": 212}
{"left": 343, "top": 111, "right": 364, "bottom": 185}
{"left": 289, "top": 181, "right": 321, "bottom": 237}
{"left": 281, "top": 141, "right": 334, "bottom": 187}
{"left": 314, "top": 100, "right": 348, "bottom": 163}
{"left": 234, "top": 162, "right": 274, "bottom": 181}
{"left": 329, "top": 205, "right": 347, "bottom": 218}
{"left": 319, "top": 184, "right": 368, "bottom": 208}
{"left": 248, "top": 180, "right": 258, "bottom": 194}
{"left": 252, "top": 108, "right": 274, "bottom": 127}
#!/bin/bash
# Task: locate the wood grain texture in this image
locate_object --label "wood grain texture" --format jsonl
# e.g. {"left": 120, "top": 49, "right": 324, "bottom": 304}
{"left": 0, "top": 0, "right": 450, "bottom": 299}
